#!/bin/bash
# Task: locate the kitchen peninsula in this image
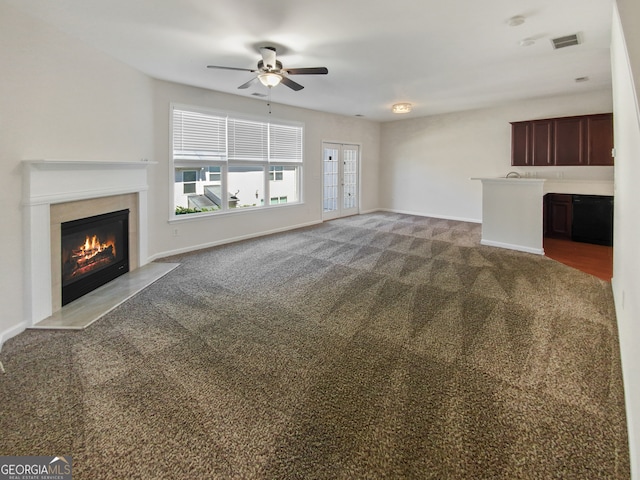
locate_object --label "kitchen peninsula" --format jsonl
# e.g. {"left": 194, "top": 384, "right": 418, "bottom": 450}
{"left": 473, "top": 177, "right": 614, "bottom": 254}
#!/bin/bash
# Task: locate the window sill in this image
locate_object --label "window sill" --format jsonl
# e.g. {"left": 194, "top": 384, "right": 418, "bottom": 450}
{"left": 168, "top": 201, "right": 303, "bottom": 223}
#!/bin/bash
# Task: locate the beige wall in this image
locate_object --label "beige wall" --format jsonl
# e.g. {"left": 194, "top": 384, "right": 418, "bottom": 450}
{"left": 616, "top": 0, "right": 640, "bottom": 103}
{"left": 612, "top": 1, "right": 640, "bottom": 477}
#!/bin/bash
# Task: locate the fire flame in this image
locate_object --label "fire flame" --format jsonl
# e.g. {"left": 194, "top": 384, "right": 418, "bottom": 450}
{"left": 75, "top": 235, "right": 116, "bottom": 261}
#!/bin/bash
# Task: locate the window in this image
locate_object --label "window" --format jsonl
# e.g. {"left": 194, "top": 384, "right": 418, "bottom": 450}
{"left": 207, "top": 166, "right": 221, "bottom": 183}
{"left": 182, "top": 170, "right": 197, "bottom": 194}
{"left": 269, "top": 166, "right": 284, "bottom": 181}
{"left": 171, "top": 105, "right": 303, "bottom": 216}
{"left": 270, "top": 196, "right": 288, "bottom": 205}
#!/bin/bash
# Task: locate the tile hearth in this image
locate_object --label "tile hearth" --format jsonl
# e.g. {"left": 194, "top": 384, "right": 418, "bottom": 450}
{"left": 31, "top": 262, "right": 179, "bottom": 330}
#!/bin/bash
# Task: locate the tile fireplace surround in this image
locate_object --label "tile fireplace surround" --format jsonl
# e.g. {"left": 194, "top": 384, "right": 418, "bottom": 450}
{"left": 23, "top": 159, "right": 154, "bottom": 326}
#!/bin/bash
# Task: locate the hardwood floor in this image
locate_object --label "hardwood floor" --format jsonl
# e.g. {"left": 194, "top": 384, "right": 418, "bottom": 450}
{"left": 543, "top": 237, "right": 613, "bottom": 282}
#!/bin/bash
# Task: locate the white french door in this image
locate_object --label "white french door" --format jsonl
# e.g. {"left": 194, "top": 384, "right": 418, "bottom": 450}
{"left": 322, "top": 143, "right": 360, "bottom": 220}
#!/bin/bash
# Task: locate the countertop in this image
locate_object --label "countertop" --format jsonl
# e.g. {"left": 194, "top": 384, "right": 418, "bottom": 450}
{"left": 472, "top": 177, "right": 614, "bottom": 196}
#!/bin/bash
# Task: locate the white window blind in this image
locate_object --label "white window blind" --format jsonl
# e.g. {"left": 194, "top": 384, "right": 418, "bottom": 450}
{"left": 173, "top": 109, "right": 227, "bottom": 160}
{"left": 172, "top": 106, "right": 302, "bottom": 164}
{"left": 228, "top": 118, "right": 268, "bottom": 162}
{"left": 269, "top": 123, "right": 303, "bottom": 163}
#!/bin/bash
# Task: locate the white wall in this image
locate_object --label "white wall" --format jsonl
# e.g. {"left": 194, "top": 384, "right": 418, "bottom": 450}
{"left": 0, "top": 4, "right": 154, "bottom": 342}
{"left": 148, "top": 80, "right": 380, "bottom": 259}
{"left": 611, "top": 1, "right": 640, "bottom": 477}
{"left": 379, "top": 91, "right": 614, "bottom": 222}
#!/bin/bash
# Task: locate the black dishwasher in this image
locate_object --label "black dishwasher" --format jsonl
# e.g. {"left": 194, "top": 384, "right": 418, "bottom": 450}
{"left": 571, "top": 195, "right": 614, "bottom": 246}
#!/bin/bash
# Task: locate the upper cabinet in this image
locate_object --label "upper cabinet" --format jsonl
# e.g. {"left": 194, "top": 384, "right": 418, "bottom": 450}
{"left": 554, "top": 116, "right": 585, "bottom": 165}
{"left": 586, "top": 114, "right": 614, "bottom": 166}
{"left": 511, "top": 122, "right": 531, "bottom": 166}
{"left": 511, "top": 113, "right": 613, "bottom": 167}
{"left": 532, "top": 120, "right": 554, "bottom": 166}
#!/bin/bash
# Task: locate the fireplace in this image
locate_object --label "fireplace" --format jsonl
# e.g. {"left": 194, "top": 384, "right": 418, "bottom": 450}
{"left": 23, "top": 159, "right": 152, "bottom": 326}
{"left": 61, "top": 209, "right": 129, "bottom": 305}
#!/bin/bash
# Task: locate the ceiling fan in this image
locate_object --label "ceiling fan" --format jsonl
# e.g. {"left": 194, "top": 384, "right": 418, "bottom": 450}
{"left": 207, "top": 46, "right": 328, "bottom": 91}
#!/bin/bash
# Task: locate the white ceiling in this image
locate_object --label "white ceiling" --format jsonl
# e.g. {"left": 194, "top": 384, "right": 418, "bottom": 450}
{"left": 6, "top": 0, "right": 614, "bottom": 121}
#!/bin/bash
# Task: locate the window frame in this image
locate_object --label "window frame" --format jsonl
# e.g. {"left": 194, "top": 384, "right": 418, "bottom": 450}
{"left": 170, "top": 103, "right": 304, "bottom": 220}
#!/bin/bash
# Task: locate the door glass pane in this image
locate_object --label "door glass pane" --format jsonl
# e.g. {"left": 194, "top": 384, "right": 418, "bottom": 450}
{"left": 323, "top": 147, "right": 339, "bottom": 213}
{"left": 343, "top": 146, "right": 358, "bottom": 210}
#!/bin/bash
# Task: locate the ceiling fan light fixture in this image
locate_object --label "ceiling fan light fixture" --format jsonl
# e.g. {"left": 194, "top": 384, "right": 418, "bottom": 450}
{"left": 258, "top": 72, "right": 282, "bottom": 88}
{"left": 392, "top": 103, "right": 412, "bottom": 114}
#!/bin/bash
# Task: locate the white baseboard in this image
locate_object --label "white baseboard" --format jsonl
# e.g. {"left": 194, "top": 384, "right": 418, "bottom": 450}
{"left": 358, "top": 208, "right": 381, "bottom": 215}
{"left": 148, "top": 219, "right": 323, "bottom": 262}
{"left": 377, "top": 208, "right": 481, "bottom": 224}
{"left": 481, "top": 239, "right": 544, "bottom": 255}
{"left": 0, "top": 320, "right": 29, "bottom": 352}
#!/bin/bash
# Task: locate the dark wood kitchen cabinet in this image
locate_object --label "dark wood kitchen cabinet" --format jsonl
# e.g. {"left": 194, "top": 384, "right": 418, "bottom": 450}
{"left": 511, "top": 113, "right": 613, "bottom": 167}
{"left": 554, "top": 116, "right": 584, "bottom": 165}
{"left": 586, "top": 114, "right": 614, "bottom": 165}
{"left": 545, "top": 193, "right": 572, "bottom": 239}
{"left": 512, "top": 120, "right": 553, "bottom": 166}
{"left": 511, "top": 122, "right": 531, "bottom": 166}
{"left": 532, "top": 120, "right": 554, "bottom": 166}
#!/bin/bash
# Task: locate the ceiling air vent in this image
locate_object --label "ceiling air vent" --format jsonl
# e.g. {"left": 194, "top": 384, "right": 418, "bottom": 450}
{"left": 551, "top": 34, "right": 581, "bottom": 49}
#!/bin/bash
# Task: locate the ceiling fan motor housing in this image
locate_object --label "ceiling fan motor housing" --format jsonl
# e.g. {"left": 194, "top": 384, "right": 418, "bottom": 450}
{"left": 257, "top": 59, "right": 283, "bottom": 73}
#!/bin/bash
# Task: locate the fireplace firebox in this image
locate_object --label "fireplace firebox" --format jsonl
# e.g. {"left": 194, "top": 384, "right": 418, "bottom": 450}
{"left": 61, "top": 209, "right": 129, "bottom": 306}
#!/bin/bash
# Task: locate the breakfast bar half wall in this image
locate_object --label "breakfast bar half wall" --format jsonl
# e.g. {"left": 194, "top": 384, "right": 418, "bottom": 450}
{"left": 472, "top": 177, "right": 614, "bottom": 254}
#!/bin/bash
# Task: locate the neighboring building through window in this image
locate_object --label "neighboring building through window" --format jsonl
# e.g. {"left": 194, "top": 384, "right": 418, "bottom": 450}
{"left": 171, "top": 105, "right": 303, "bottom": 216}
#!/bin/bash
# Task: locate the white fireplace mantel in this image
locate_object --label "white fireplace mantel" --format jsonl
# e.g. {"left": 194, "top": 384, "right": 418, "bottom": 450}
{"left": 23, "top": 159, "right": 155, "bottom": 325}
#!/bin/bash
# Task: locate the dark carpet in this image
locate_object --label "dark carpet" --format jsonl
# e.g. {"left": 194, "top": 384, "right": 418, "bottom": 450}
{"left": 0, "top": 212, "right": 630, "bottom": 479}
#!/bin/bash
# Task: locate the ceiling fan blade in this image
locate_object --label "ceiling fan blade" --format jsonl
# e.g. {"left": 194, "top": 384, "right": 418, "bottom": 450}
{"left": 285, "top": 67, "right": 328, "bottom": 75}
{"left": 280, "top": 76, "right": 304, "bottom": 91}
{"left": 207, "top": 65, "right": 256, "bottom": 72}
{"left": 237, "top": 77, "right": 258, "bottom": 89}
{"left": 259, "top": 47, "right": 277, "bottom": 70}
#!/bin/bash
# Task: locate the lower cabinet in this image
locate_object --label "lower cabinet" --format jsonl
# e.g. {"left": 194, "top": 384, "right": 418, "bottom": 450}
{"left": 545, "top": 194, "right": 572, "bottom": 239}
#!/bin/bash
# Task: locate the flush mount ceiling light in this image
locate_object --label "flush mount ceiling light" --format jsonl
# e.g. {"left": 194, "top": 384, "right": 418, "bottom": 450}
{"left": 258, "top": 72, "right": 282, "bottom": 88}
{"left": 392, "top": 103, "right": 412, "bottom": 114}
{"left": 519, "top": 38, "right": 536, "bottom": 47}
{"left": 508, "top": 15, "right": 525, "bottom": 27}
